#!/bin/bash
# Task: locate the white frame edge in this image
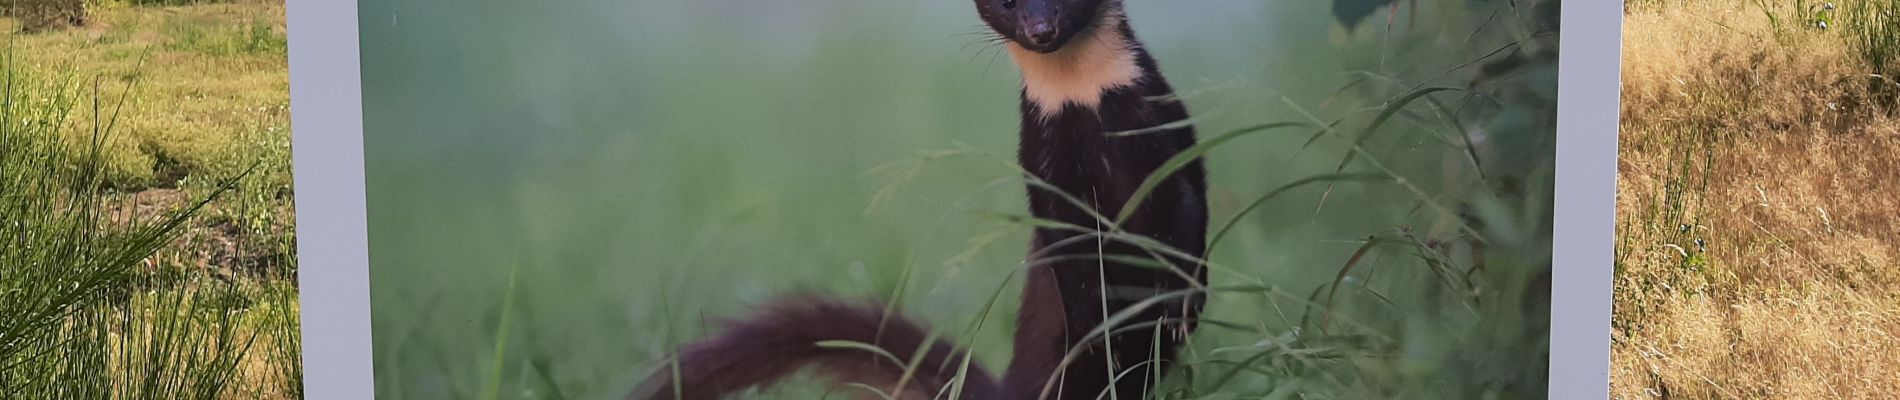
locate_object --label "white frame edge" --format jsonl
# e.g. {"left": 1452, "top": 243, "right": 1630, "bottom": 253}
{"left": 287, "top": 0, "right": 375, "bottom": 398}
{"left": 1551, "top": 0, "right": 1622, "bottom": 398}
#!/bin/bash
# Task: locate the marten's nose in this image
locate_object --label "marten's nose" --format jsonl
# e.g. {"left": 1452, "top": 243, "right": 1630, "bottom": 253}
{"left": 1023, "top": 21, "right": 1058, "bottom": 47}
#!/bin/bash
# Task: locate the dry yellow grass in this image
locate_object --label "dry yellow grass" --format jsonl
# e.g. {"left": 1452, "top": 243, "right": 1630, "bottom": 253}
{"left": 1616, "top": 1, "right": 1900, "bottom": 398}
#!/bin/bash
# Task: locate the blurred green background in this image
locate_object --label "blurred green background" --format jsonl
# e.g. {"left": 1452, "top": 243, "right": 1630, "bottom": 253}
{"left": 360, "top": 0, "right": 1557, "bottom": 398}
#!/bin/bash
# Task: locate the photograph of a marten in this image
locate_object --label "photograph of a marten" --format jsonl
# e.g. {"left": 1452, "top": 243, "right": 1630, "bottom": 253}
{"left": 633, "top": 0, "right": 1209, "bottom": 398}
{"left": 356, "top": 0, "right": 1560, "bottom": 399}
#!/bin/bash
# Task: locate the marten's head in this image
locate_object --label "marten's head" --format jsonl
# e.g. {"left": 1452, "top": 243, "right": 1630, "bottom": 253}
{"left": 972, "top": 0, "right": 1113, "bottom": 54}
{"left": 975, "top": 0, "right": 1141, "bottom": 114}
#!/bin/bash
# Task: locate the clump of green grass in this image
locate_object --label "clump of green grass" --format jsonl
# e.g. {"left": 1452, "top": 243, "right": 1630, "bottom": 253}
{"left": 1842, "top": 0, "right": 1900, "bottom": 107}
{"left": 260, "top": 279, "right": 303, "bottom": 398}
{"left": 165, "top": 18, "right": 286, "bottom": 57}
{"left": 1, "top": 1, "right": 299, "bottom": 397}
{"left": 0, "top": 39, "right": 294, "bottom": 399}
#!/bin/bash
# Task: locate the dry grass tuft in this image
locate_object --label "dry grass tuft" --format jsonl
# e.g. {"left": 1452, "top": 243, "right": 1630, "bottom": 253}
{"left": 1616, "top": 1, "right": 1900, "bottom": 398}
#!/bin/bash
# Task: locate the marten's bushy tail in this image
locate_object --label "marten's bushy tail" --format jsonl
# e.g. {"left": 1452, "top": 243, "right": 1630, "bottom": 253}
{"left": 630, "top": 296, "right": 1001, "bottom": 400}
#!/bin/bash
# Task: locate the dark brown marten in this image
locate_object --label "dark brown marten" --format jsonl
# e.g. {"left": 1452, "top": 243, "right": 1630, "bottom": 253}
{"left": 630, "top": 0, "right": 1205, "bottom": 399}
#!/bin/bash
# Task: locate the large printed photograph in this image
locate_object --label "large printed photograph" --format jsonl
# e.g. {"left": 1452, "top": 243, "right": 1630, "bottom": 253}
{"left": 359, "top": 0, "right": 1562, "bottom": 398}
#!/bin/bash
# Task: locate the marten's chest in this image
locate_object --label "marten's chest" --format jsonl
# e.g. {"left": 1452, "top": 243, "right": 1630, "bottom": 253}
{"left": 1017, "top": 85, "right": 1195, "bottom": 227}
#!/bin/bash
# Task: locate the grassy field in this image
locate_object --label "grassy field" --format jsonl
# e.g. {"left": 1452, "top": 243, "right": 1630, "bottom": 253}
{"left": 1616, "top": 1, "right": 1900, "bottom": 398}
{"left": 360, "top": 0, "right": 1559, "bottom": 398}
{"left": 0, "top": 0, "right": 298, "bottom": 398}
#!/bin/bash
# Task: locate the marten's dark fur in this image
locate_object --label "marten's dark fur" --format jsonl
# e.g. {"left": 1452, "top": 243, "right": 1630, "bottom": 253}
{"left": 631, "top": 0, "right": 1205, "bottom": 399}
{"left": 632, "top": 296, "right": 1003, "bottom": 399}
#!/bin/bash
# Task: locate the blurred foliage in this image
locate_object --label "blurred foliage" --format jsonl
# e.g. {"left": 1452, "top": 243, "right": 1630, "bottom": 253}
{"left": 1204, "top": 0, "right": 1564, "bottom": 397}
{"left": 1333, "top": 0, "right": 1399, "bottom": 30}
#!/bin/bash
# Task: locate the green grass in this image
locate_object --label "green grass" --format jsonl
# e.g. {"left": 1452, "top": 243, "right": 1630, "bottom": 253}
{"left": 362, "top": 0, "right": 1558, "bottom": 398}
{"left": 0, "top": 46, "right": 257, "bottom": 399}
{"left": 1, "top": 0, "right": 290, "bottom": 189}
{"left": 5, "top": 1, "right": 297, "bottom": 283}
{"left": 1842, "top": 0, "right": 1900, "bottom": 107}
{"left": 0, "top": 1, "right": 298, "bottom": 398}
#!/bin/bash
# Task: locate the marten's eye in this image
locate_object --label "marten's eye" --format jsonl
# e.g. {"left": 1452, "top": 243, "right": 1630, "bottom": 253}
{"left": 1001, "top": 0, "right": 1016, "bottom": 9}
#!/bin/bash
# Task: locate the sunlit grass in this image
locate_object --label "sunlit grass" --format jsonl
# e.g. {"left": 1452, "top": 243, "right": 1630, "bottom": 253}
{"left": 0, "top": 45, "right": 262, "bottom": 399}
{"left": 0, "top": 1, "right": 298, "bottom": 398}
{"left": 3, "top": 0, "right": 288, "bottom": 190}
{"left": 1616, "top": 1, "right": 1900, "bottom": 398}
